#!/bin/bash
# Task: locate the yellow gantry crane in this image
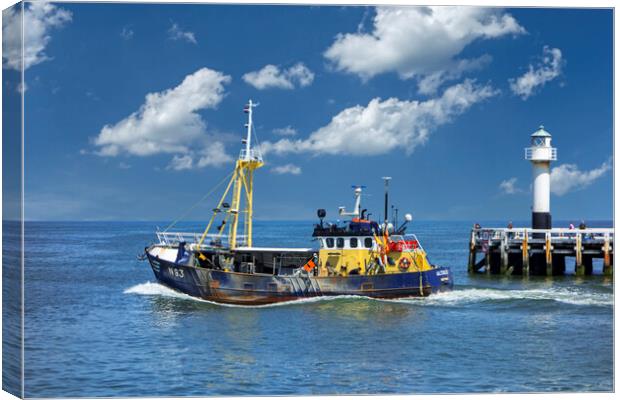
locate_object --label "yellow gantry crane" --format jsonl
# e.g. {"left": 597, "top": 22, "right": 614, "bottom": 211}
{"left": 197, "top": 100, "right": 264, "bottom": 252}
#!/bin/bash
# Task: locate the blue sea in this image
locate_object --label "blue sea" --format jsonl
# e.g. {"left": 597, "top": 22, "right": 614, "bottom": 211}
{"left": 10, "top": 220, "right": 614, "bottom": 396}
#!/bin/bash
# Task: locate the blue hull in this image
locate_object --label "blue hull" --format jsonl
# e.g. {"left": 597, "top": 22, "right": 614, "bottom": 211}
{"left": 147, "top": 253, "right": 453, "bottom": 305}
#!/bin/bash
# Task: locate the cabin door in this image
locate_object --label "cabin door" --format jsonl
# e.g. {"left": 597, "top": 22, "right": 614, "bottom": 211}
{"left": 324, "top": 251, "right": 342, "bottom": 276}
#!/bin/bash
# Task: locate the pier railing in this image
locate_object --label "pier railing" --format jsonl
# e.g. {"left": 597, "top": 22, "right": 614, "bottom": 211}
{"left": 472, "top": 227, "right": 613, "bottom": 243}
{"left": 156, "top": 230, "right": 247, "bottom": 249}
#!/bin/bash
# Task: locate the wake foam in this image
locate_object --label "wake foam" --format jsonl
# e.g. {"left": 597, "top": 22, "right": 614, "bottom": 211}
{"left": 124, "top": 281, "right": 189, "bottom": 298}
{"left": 124, "top": 282, "right": 613, "bottom": 308}
{"left": 385, "top": 287, "right": 613, "bottom": 307}
{"left": 125, "top": 281, "right": 233, "bottom": 307}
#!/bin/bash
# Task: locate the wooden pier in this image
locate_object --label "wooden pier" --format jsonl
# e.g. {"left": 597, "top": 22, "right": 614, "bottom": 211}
{"left": 468, "top": 227, "right": 613, "bottom": 276}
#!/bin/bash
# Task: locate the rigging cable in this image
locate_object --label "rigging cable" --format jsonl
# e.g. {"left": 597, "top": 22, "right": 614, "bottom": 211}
{"left": 251, "top": 113, "right": 264, "bottom": 160}
{"left": 162, "top": 170, "right": 235, "bottom": 232}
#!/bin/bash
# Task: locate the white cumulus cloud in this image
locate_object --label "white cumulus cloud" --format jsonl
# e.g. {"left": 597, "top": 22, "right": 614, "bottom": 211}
{"left": 168, "top": 22, "right": 197, "bottom": 44}
{"left": 167, "top": 154, "right": 194, "bottom": 171}
{"left": 243, "top": 63, "right": 314, "bottom": 90}
{"left": 273, "top": 126, "right": 298, "bottom": 136}
{"left": 324, "top": 6, "right": 524, "bottom": 93}
{"left": 261, "top": 79, "right": 498, "bottom": 157}
{"left": 271, "top": 164, "right": 302, "bottom": 175}
{"left": 121, "top": 26, "right": 134, "bottom": 40}
{"left": 165, "top": 142, "right": 233, "bottom": 171}
{"left": 93, "top": 67, "right": 233, "bottom": 169}
{"left": 550, "top": 159, "right": 611, "bottom": 196}
{"left": 196, "top": 142, "right": 233, "bottom": 168}
{"left": 2, "top": 1, "right": 72, "bottom": 71}
{"left": 94, "top": 67, "right": 230, "bottom": 157}
{"left": 417, "top": 55, "right": 492, "bottom": 95}
{"left": 499, "top": 177, "right": 521, "bottom": 194}
{"left": 287, "top": 63, "right": 315, "bottom": 87}
{"left": 509, "top": 46, "right": 563, "bottom": 100}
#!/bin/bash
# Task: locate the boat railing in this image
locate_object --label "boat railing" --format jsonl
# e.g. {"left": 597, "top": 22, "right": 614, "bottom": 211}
{"left": 390, "top": 233, "right": 426, "bottom": 253}
{"left": 239, "top": 148, "right": 263, "bottom": 162}
{"left": 156, "top": 230, "right": 248, "bottom": 249}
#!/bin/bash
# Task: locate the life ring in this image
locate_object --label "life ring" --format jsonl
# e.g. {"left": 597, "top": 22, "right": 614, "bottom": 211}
{"left": 398, "top": 257, "right": 411, "bottom": 271}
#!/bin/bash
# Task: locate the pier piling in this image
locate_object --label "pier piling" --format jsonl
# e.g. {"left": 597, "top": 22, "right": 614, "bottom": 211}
{"left": 545, "top": 232, "right": 553, "bottom": 276}
{"left": 522, "top": 230, "right": 530, "bottom": 277}
{"left": 603, "top": 234, "right": 613, "bottom": 276}
{"left": 468, "top": 231, "right": 476, "bottom": 273}
{"left": 485, "top": 248, "right": 491, "bottom": 275}
{"left": 500, "top": 235, "right": 508, "bottom": 275}
{"left": 575, "top": 233, "right": 584, "bottom": 276}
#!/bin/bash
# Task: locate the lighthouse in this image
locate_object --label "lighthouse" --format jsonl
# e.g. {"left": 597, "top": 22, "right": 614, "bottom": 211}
{"left": 466, "top": 125, "right": 612, "bottom": 277}
{"left": 525, "top": 125, "right": 557, "bottom": 230}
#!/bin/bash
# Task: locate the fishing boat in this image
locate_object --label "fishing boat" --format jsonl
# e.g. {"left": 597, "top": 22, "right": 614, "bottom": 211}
{"left": 143, "top": 100, "right": 453, "bottom": 305}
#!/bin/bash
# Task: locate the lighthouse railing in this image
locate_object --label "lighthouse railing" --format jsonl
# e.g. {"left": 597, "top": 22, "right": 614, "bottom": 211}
{"left": 524, "top": 147, "right": 557, "bottom": 161}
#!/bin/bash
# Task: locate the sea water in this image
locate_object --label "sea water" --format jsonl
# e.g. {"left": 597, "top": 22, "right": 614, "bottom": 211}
{"left": 16, "top": 220, "right": 613, "bottom": 396}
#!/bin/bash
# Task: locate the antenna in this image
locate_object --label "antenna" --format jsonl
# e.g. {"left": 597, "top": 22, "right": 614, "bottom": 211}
{"left": 242, "top": 100, "right": 255, "bottom": 161}
{"left": 396, "top": 213, "right": 412, "bottom": 234}
{"left": 242, "top": 100, "right": 263, "bottom": 162}
{"left": 392, "top": 205, "right": 398, "bottom": 228}
{"left": 382, "top": 177, "right": 392, "bottom": 230}
{"left": 339, "top": 185, "right": 365, "bottom": 217}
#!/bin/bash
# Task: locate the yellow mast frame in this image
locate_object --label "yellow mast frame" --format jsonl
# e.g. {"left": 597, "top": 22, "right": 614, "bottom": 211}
{"left": 197, "top": 100, "right": 263, "bottom": 251}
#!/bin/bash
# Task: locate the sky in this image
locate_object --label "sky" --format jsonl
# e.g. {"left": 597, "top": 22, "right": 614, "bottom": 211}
{"left": 2, "top": 2, "right": 614, "bottom": 222}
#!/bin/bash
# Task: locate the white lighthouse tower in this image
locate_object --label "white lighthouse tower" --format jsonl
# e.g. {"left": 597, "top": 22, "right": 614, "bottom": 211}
{"left": 524, "top": 125, "right": 557, "bottom": 229}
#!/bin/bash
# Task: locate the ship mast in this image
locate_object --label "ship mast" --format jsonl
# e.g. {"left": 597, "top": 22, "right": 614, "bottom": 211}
{"left": 230, "top": 99, "right": 264, "bottom": 248}
{"left": 197, "top": 100, "right": 264, "bottom": 251}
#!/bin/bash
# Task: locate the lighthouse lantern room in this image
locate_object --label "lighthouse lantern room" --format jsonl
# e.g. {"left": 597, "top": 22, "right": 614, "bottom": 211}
{"left": 524, "top": 125, "right": 557, "bottom": 230}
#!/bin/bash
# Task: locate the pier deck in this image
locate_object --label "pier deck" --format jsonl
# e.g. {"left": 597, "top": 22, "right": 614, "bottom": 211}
{"left": 468, "top": 227, "right": 613, "bottom": 276}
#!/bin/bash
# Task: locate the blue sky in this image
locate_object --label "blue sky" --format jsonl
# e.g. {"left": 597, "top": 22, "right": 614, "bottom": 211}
{"left": 3, "top": 3, "right": 613, "bottom": 222}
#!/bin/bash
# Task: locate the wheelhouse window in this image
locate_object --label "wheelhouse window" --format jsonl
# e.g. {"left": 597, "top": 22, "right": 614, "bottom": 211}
{"left": 326, "top": 238, "right": 334, "bottom": 248}
{"left": 350, "top": 238, "right": 358, "bottom": 248}
{"left": 336, "top": 238, "right": 344, "bottom": 248}
{"left": 364, "top": 237, "right": 373, "bottom": 248}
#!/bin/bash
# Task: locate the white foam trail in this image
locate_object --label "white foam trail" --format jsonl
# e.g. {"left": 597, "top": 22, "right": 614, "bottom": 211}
{"left": 125, "top": 282, "right": 613, "bottom": 308}
{"left": 386, "top": 287, "right": 613, "bottom": 307}
{"left": 124, "top": 281, "right": 188, "bottom": 297}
